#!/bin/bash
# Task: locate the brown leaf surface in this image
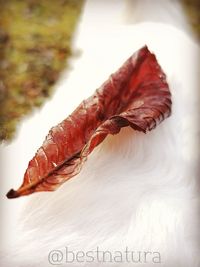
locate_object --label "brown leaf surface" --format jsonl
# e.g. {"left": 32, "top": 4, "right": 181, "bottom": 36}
{"left": 7, "top": 46, "right": 172, "bottom": 199}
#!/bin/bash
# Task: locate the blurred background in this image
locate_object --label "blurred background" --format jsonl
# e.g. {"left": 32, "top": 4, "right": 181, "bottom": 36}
{"left": 0, "top": 0, "right": 199, "bottom": 142}
{"left": 0, "top": 0, "right": 84, "bottom": 141}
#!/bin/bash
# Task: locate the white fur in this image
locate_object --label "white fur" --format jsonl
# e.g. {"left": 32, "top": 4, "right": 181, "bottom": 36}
{"left": 0, "top": 1, "right": 199, "bottom": 266}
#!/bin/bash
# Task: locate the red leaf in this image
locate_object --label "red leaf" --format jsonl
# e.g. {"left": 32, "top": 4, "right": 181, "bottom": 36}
{"left": 7, "top": 46, "right": 172, "bottom": 199}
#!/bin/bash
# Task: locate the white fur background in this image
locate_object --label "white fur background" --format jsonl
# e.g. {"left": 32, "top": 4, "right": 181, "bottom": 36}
{"left": 0, "top": 1, "right": 200, "bottom": 266}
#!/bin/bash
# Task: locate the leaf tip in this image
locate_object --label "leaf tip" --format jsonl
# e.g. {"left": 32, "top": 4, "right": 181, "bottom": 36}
{"left": 6, "top": 189, "right": 19, "bottom": 199}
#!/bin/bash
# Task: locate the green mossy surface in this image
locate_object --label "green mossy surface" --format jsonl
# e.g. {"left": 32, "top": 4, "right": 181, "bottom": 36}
{"left": 182, "top": 0, "right": 200, "bottom": 39}
{"left": 0, "top": 0, "right": 84, "bottom": 141}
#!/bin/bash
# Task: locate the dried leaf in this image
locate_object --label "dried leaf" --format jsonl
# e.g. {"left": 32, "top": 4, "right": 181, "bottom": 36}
{"left": 7, "top": 46, "right": 172, "bottom": 199}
